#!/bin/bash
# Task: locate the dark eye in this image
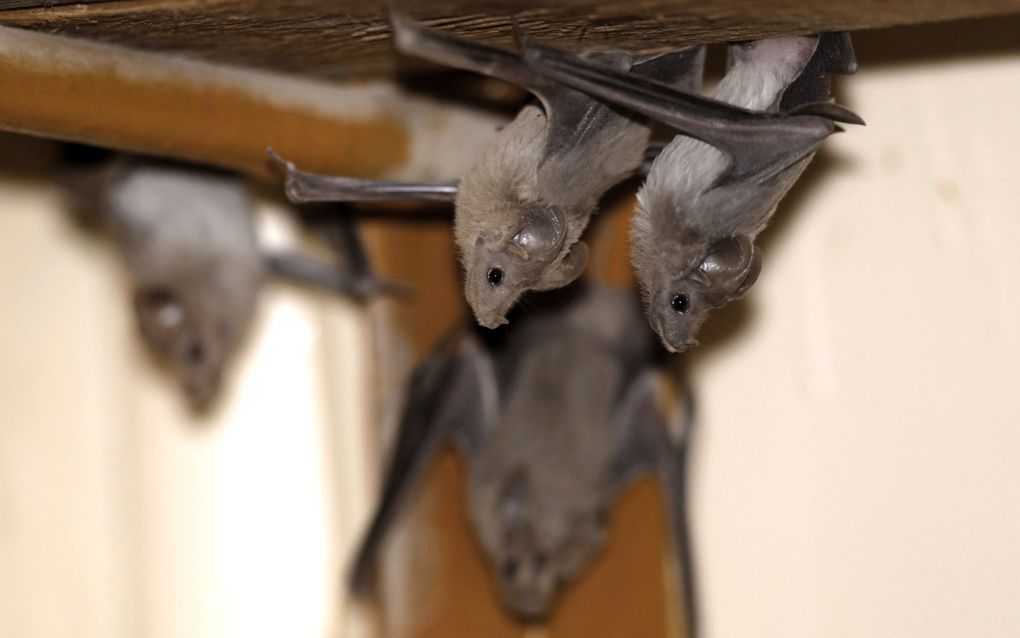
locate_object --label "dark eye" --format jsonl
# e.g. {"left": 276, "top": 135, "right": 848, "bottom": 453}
{"left": 487, "top": 267, "right": 504, "bottom": 286}
{"left": 186, "top": 341, "right": 205, "bottom": 365}
{"left": 501, "top": 558, "right": 519, "bottom": 580}
{"left": 671, "top": 293, "right": 690, "bottom": 313}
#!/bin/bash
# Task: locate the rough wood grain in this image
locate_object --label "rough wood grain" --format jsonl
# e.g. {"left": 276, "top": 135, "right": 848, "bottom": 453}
{"left": 2, "top": 0, "right": 1019, "bottom": 81}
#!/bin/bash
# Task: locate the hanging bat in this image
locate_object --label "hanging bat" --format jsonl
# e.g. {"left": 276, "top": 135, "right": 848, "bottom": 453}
{"left": 269, "top": 9, "right": 705, "bottom": 329}
{"left": 349, "top": 282, "right": 696, "bottom": 623}
{"left": 64, "top": 155, "right": 404, "bottom": 407}
{"left": 522, "top": 33, "right": 862, "bottom": 352}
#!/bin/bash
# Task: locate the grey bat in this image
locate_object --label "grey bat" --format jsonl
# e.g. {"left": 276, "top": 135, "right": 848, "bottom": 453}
{"left": 349, "top": 282, "right": 695, "bottom": 623}
{"left": 64, "top": 157, "right": 404, "bottom": 407}
{"left": 522, "top": 34, "right": 862, "bottom": 352}
{"left": 269, "top": 9, "right": 705, "bottom": 329}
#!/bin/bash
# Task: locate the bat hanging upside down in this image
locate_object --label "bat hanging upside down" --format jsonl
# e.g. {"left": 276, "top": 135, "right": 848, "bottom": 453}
{"left": 521, "top": 33, "right": 863, "bottom": 352}
{"left": 349, "top": 282, "right": 695, "bottom": 622}
{"left": 269, "top": 9, "right": 705, "bottom": 328}
{"left": 64, "top": 155, "right": 404, "bottom": 407}
{"left": 270, "top": 11, "right": 861, "bottom": 354}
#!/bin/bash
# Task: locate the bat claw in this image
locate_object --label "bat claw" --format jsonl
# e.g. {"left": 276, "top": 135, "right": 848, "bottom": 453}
{"left": 790, "top": 101, "right": 865, "bottom": 126}
{"left": 266, "top": 147, "right": 296, "bottom": 174}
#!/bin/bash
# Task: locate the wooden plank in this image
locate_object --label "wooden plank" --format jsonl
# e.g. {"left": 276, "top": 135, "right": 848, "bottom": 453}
{"left": 0, "top": 24, "right": 512, "bottom": 182}
{"left": 2, "top": 0, "right": 1019, "bottom": 81}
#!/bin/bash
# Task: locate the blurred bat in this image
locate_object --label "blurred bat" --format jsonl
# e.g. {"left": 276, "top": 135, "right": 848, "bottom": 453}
{"left": 522, "top": 34, "right": 862, "bottom": 352}
{"left": 269, "top": 9, "right": 705, "bottom": 329}
{"left": 350, "top": 283, "right": 695, "bottom": 623}
{"left": 64, "top": 155, "right": 404, "bottom": 407}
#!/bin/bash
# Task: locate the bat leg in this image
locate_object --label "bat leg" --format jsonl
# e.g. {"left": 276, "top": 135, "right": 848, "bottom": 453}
{"left": 266, "top": 148, "right": 458, "bottom": 204}
{"left": 520, "top": 41, "right": 859, "bottom": 185}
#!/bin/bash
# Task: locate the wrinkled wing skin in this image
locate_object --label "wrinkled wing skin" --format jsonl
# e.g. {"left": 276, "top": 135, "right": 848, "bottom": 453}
{"left": 522, "top": 41, "right": 853, "bottom": 185}
{"left": 349, "top": 330, "right": 497, "bottom": 593}
{"left": 609, "top": 369, "right": 699, "bottom": 637}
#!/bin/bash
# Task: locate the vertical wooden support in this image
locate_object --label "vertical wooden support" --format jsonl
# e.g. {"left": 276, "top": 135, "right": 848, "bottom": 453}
{"left": 364, "top": 190, "right": 691, "bottom": 638}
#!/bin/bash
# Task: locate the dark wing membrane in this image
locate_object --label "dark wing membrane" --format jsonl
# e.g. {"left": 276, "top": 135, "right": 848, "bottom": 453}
{"left": 630, "top": 46, "right": 706, "bottom": 93}
{"left": 267, "top": 149, "right": 458, "bottom": 203}
{"left": 609, "top": 370, "right": 700, "bottom": 637}
{"left": 521, "top": 41, "right": 843, "bottom": 185}
{"left": 390, "top": 9, "right": 554, "bottom": 95}
{"left": 780, "top": 32, "right": 858, "bottom": 111}
{"left": 348, "top": 330, "right": 495, "bottom": 594}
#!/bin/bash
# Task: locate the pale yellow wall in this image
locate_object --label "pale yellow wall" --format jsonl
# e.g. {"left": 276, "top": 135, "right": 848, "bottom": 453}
{"left": 0, "top": 27, "right": 1018, "bottom": 638}
{"left": 689, "top": 32, "right": 1020, "bottom": 638}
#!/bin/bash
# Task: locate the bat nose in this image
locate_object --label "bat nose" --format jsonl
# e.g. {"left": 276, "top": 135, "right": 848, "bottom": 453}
{"left": 479, "top": 316, "right": 509, "bottom": 329}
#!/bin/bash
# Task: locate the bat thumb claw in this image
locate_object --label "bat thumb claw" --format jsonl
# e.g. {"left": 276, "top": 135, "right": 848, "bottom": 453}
{"left": 265, "top": 147, "right": 295, "bottom": 173}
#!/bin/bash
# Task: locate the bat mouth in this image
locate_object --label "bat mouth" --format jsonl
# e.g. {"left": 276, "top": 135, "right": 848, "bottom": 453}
{"left": 477, "top": 314, "right": 510, "bottom": 329}
{"left": 651, "top": 315, "right": 697, "bottom": 354}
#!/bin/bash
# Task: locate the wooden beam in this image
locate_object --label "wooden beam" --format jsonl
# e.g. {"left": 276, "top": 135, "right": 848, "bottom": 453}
{"left": 2, "top": 0, "right": 1019, "bottom": 81}
{"left": 0, "top": 24, "right": 509, "bottom": 180}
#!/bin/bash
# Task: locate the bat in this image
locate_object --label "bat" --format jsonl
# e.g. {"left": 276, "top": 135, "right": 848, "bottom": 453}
{"left": 269, "top": 9, "right": 705, "bottom": 329}
{"left": 522, "top": 34, "right": 862, "bottom": 352}
{"left": 349, "top": 282, "right": 696, "bottom": 623}
{"left": 64, "top": 155, "right": 404, "bottom": 407}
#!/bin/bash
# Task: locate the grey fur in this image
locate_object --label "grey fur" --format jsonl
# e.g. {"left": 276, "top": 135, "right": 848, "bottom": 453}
{"left": 65, "top": 158, "right": 404, "bottom": 406}
{"left": 523, "top": 34, "right": 861, "bottom": 352}
{"left": 66, "top": 159, "right": 265, "bottom": 406}
{"left": 350, "top": 283, "right": 692, "bottom": 621}
{"left": 269, "top": 11, "right": 705, "bottom": 329}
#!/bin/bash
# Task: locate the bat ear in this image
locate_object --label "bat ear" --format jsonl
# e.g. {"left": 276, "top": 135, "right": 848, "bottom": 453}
{"left": 694, "top": 235, "right": 762, "bottom": 306}
{"left": 532, "top": 241, "right": 588, "bottom": 291}
{"left": 511, "top": 208, "right": 566, "bottom": 261}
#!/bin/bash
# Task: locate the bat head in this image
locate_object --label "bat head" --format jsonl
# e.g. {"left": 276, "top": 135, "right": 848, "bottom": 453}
{"left": 470, "top": 466, "right": 608, "bottom": 620}
{"left": 103, "top": 164, "right": 266, "bottom": 409}
{"left": 647, "top": 234, "right": 761, "bottom": 353}
{"left": 462, "top": 206, "right": 588, "bottom": 329}
{"left": 132, "top": 281, "right": 242, "bottom": 408}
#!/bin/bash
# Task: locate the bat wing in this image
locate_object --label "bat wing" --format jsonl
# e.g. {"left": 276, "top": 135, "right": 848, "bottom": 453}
{"left": 266, "top": 149, "right": 458, "bottom": 204}
{"left": 390, "top": 10, "right": 601, "bottom": 165}
{"left": 389, "top": 9, "right": 561, "bottom": 99}
{"left": 630, "top": 46, "right": 706, "bottom": 94}
{"left": 521, "top": 41, "right": 861, "bottom": 185}
{"left": 780, "top": 32, "right": 858, "bottom": 111}
{"left": 265, "top": 251, "right": 411, "bottom": 299}
{"left": 609, "top": 369, "right": 700, "bottom": 636}
{"left": 349, "top": 329, "right": 498, "bottom": 594}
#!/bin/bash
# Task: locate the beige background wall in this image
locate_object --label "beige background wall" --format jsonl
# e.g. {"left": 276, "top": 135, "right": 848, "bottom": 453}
{"left": 1, "top": 22, "right": 1018, "bottom": 638}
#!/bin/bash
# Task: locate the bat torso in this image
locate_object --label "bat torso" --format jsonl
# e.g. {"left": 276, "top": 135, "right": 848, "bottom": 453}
{"left": 454, "top": 92, "right": 648, "bottom": 260}
{"left": 464, "top": 285, "right": 659, "bottom": 617}
{"left": 637, "top": 37, "right": 821, "bottom": 249}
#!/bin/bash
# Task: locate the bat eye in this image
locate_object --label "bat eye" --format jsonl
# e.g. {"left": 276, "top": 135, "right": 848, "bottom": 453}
{"left": 487, "top": 267, "right": 504, "bottom": 286}
{"left": 671, "top": 293, "right": 690, "bottom": 313}
{"left": 186, "top": 341, "right": 205, "bottom": 365}
{"left": 501, "top": 558, "right": 519, "bottom": 580}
